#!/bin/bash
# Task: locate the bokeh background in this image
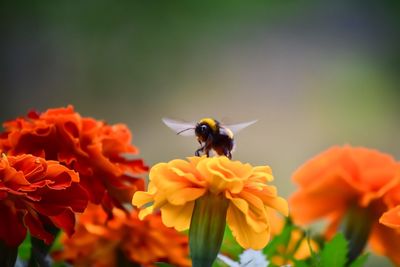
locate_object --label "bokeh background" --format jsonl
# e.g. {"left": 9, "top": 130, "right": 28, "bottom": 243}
{"left": 1, "top": 1, "right": 400, "bottom": 266}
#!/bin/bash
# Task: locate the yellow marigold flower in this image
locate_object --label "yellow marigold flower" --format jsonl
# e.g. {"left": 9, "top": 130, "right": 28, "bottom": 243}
{"left": 132, "top": 156, "right": 288, "bottom": 251}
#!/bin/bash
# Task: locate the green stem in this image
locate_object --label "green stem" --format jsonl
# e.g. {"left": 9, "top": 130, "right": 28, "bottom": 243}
{"left": 341, "top": 204, "right": 372, "bottom": 265}
{"left": 0, "top": 241, "right": 18, "bottom": 267}
{"left": 189, "top": 192, "right": 229, "bottom": 267}
{"left": 28, "top": 226, "right": 60, "bottom": 267}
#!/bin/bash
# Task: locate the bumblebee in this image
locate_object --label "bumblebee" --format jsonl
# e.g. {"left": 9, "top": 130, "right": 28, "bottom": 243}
{"left": 162, "top": 117, "right": 257, "bottom": 159}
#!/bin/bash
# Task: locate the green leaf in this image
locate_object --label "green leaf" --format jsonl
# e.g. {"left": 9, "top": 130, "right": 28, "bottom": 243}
{"left": 263, "top": 218, "right": 294, "bottom": 257}
{"left": 320, "top": 233, "right": 348, "bottom": 267}
{"left": 28, "top": 227, "right": 60, "bottom": 267}
{"left": 348, "top": 253, "right": 369, "bottom": 267}
{"left": 220, "top": 226, "right": 243, "bottom": 260}
{"left": 306, "top": 231, "right": 319, "bottom": 267}
{"left": 154, "top": 263, "right": 175, "bottom": 267}
{"left": 51, "top": 262, "right": 68, "bottom": 267}
{"left": 18, "top": 234, "right": 31, "bottom": 260}
{"left": 293, "top": 259, "right": 312, "bottom": 267}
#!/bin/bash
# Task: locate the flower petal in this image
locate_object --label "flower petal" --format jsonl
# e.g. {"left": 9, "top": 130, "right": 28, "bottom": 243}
{"left": 226, "top": 202, "right": 270, "bottom": 250}
{"left": 160, "top": 202, "right": 194, "bottom": 231}
{"left": 227, "top": 194, "right": 268, "bottom": 233}
{"left": 167, "top": 187, "right": 206, "bottom": 206}
{"left": 369, "top": 222, "right": 400, "bottom": 266}
{"left": 0, "top": 203, "right": 27, "bottom": 247}
{"left": 132, "top": 191, "right": 155, "bottom": 208}
{"left": 379, "top": 205, "right": 400, "bottom": 229}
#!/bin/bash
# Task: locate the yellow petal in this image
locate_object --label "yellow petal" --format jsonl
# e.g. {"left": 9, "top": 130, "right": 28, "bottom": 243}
{"left": 132, "top": 191, "right": 154, "bottom": 208}
{"left": 138, "top": 205, "right": 154, "bottom": 220}
{"left": 266, "top": 196, "right": 289, "bottom": 216}
{"left": 160, "top": 202, "right": 194, "bottom": 231}
{"left": 151, "top": 165, "right": 189, "bottom": 191}
{"left": 196, "top": 159, "right": 247, "bottom": 194}
{"left": 246, "top": 187, "right": 289, "bottom": 216}
{"left": 250, "top": 166, "right": 274, "bottom": 182}
{"left": 226, "top": 202, "right": 270, "bottom": 250}
{"left": 167, "top": 187, "right": 206, "bottom": 206}
{"left": 170, "top": 166, "right": 205, "bottom": 187}
{"left": 228, "top": 193, "right": 268, "bottom": 233}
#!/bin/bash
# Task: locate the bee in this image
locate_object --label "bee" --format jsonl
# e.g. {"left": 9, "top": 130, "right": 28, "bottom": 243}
{"left": 162, "top": 118, "right": 257, "bottom": 159}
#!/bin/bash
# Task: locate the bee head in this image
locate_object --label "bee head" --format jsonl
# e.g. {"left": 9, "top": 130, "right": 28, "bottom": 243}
{"left": 195, "top": 123, "right": 211, "bottom": 141}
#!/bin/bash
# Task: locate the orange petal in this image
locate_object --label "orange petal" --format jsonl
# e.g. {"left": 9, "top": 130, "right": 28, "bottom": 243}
{"left": 379, "top": 205, "right": 400, "bottom": 229}
{"left": 290, "top": 190, "right": 347, "bottom": 225}
{"left": 369, "top": 222, "right": 400, "bottom": 266}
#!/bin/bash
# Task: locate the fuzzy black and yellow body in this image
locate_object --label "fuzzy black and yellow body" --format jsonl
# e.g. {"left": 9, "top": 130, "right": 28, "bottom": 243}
{"left": 162, "top": 117, "right": 256, "bottom": 159}
{"left": 194, "top": 118, "right": 234, "bottom": 158}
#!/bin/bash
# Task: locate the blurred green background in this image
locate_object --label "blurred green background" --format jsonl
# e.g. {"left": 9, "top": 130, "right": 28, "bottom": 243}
{"left": 1, "top": 1, "right": 400, "bottom": 266}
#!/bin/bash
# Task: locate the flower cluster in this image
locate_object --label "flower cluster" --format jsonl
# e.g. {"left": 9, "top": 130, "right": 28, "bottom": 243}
{"left": 0, "top": 154, "right": 87, "bottom": 246}
{"left": 54, "top": 204, "right": 191, "bottom": 267}
{"left": 0, "top": 106, "right": 148, "bottom": 210}
{"left": 289, "top": 146, "right": 400, "bottom": 265}
{"left": 5, "top": 104, "right": 400, "bottom": 267}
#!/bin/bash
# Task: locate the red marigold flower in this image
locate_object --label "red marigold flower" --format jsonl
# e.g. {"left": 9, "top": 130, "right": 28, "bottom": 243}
{"left": 0, "top": 106, "right": 148, "bottom": 209}
{"left": 289, "top": 146, "right": 400, "bottom": 265}
{"left": 0, "top": 154, "right": 88, "bottom": 247}
{"left": 54, "top": 204, "right": 191, "bottom": 267}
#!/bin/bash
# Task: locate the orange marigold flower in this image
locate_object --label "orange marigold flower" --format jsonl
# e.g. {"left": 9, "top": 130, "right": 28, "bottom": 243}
{"left": 0, "top": 106, "right": 148, "bottom": 209}
{"left": 0, "top": 154, "right": 88, "bottom": 247}
{"left": 133, "top": 156, "right": 288, "bottom": 250}
{"left": 289, "top": 145, "right": 400, "bottom": 265}
{"left": 54, "top": 204, "right": 190, "bottom": 267}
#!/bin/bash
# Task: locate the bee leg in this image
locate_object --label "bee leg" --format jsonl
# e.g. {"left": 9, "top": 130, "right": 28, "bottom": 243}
{"left": 203, "top": 137, "right": 214, "bottom": 158}
{"left": 222, "top": 148, "right": 232, "bottom": 159}
{"left": 195, "top": 148, "right": 202, "bottom": 157}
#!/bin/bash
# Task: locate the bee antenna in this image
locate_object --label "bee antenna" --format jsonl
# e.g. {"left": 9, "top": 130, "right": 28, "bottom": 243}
{"left": 177, "top": 128, "right": 195, "bottom": 135}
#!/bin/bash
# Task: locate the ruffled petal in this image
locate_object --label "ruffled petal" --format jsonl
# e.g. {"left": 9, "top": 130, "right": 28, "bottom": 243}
{"left": 226, "top": 202, "right": 270, "bottom": 250}
{"left": 0, "top": 203, "right": 27, "bottom": 247}
{"left": 160, "top": 202, "right": 194, "bottom": 231}
{"left": 369, "top": 222, "right": 400, "bottom": 266}
{"left": 228, "top": 196, "right": 268, "bottom": 233}
{"left": 379, "top": 205, "right": 400, "bottom": 229}
{"left": 167, "top": 187, "right": 206, "bottom": 206}
{"left": 132, "top": 191, "right": 155, "bottom": 208}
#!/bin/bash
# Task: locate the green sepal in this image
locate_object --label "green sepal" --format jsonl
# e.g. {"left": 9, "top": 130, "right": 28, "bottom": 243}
{"left": 189, "top": 192, "right": 229, "bottom": 267}
{"left": 341, "top": 205, "right": 372, "bottom": 264}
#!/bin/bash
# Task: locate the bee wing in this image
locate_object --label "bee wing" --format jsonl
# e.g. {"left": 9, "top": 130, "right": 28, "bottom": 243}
{"left": 162, "top": 118, "right": 196, "bottom": 136}
{"left": 223, "top": 119, "right": 257, "bottom": 134}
